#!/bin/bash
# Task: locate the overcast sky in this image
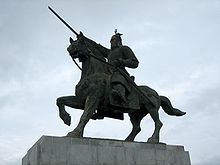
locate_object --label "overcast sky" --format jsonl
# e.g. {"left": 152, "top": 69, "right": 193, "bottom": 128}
{"left": 0, "top": 0, "right": 220, "bottom": 164}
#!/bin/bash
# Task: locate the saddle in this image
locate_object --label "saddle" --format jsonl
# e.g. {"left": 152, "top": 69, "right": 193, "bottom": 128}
{"left": 91, "top": 75, "right": 139, "bottom": 120}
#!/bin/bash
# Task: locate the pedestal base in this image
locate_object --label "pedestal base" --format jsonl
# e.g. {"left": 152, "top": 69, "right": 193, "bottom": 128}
{"left": 22, "top": 136, "right": 191, "bottom": 165}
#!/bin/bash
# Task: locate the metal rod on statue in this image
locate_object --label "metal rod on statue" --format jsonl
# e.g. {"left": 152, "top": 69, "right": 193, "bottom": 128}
{"left": 48, "top": 6, "right": 79, "bottom": 37}
{"left": 48, "top": 6, "right": 82, "bottom": 70}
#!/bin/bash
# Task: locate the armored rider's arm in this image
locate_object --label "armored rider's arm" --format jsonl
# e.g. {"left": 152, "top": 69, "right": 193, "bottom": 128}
{"left": 118, "top": 46, "right": 139, "bottom": 68}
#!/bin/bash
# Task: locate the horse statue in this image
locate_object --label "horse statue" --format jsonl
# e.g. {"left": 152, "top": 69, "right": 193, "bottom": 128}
{"left": 56, "top": 34, "right": 186, "bottom": 143}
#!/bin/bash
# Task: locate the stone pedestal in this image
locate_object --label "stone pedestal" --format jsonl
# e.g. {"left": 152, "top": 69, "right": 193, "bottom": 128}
{"left": 22, "top": 136, "right": 191, "bottom": 165}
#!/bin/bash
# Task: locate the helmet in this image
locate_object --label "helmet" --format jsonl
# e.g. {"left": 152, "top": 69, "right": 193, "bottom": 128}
{"left": 110, "top": 29, "right": 123, "bottom": 47}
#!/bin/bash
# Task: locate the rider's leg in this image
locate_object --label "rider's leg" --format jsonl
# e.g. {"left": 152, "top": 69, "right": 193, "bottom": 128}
{"left": 112, "top": 83, "right": 126, "bottom": 102}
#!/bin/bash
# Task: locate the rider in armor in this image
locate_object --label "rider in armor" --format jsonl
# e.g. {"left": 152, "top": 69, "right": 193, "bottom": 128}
{"left": 108, "top": 32, "right": 139, "bottom": 103}
{"left": 82, "top": 31, "right": 139, "bottom": 106}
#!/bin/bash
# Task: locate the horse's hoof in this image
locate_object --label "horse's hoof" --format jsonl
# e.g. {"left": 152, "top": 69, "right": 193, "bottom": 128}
{"left": 60, "top": 112, "right": 71, "bottom": 126}
{"left": 147, "top": 137, "right": 159, "bottom": 144}
{"left": 64, "top": 115, "right": 71, "bottom": 126}
{"left": 125, "top": 138, "right": 134, "bottom": 142}
{"left": 66, "top": 130, "right": 83, "bottom": 138}
{"left": 125, "top": 136, "right": 134, "bottom": 142}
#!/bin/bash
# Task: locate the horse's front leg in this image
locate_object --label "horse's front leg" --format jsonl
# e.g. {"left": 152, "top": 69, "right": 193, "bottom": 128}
{"left": 67, "top": 95, "right": 100, "bottom": 138}
{"left": 126, "top": 111, "right": 147, "bottom": 141}
{"left": 56, "top": 96, "right": 84, "bottom": 126}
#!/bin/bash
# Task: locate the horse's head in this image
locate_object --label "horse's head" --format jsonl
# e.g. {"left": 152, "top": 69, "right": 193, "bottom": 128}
{"left": 67, "top": 35, "right": 90, "bottom": 62}
{"left": 67, "top": 33, "right": 109, "bottom": 77}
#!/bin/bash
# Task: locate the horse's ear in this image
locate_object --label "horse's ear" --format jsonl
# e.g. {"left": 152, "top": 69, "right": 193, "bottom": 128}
{"left": 69, "top": 37, "right": 74, "bottom": 44}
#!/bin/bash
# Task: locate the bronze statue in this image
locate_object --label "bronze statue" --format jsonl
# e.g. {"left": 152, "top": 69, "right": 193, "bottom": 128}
{"left": 49, "top": 7, "right": 186, "bottom": 143}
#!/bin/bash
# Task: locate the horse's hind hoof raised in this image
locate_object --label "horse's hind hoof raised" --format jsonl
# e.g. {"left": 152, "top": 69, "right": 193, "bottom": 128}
{"left": 60, "top": 112, "right": 71, "bottom": 126}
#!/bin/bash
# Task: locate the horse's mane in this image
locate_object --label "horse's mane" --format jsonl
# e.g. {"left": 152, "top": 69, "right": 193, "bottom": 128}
{"left": 84, "top": 40, "right": 107, "bottom": 61}
{"left": 76, "top": 39, "right": 110, "bottom": 76}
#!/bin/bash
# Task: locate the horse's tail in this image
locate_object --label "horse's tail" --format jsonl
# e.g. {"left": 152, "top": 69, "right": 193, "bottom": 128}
{"left": 160, "top": 96, "right": 186, "bottom": 116}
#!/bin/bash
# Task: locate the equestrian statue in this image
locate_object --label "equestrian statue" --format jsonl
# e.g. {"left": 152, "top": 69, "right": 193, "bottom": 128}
{"left": 49, "top": 6, "right": 186, "bottom": 143}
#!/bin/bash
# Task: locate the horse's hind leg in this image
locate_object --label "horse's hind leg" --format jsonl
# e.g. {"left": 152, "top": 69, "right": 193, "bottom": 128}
{"left": 147, "top": 105, "right": 163, "bottom": 143}
{"left": 67, "top": 95, "right": 100, "bottom": 138}
{"left": 56, "top": 96, "right": 83, "bottom": 126}
{"left": 125, "top": 111, "right": 147, "bottom": 141}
